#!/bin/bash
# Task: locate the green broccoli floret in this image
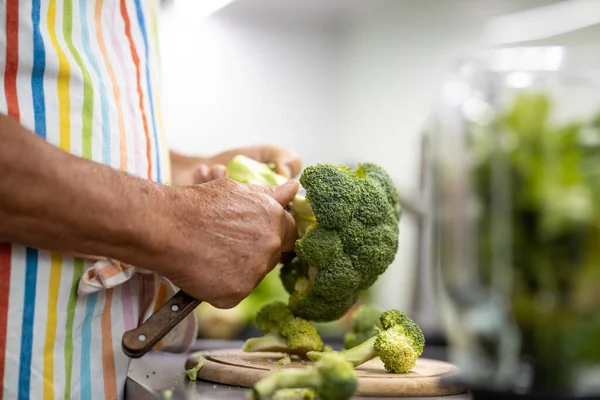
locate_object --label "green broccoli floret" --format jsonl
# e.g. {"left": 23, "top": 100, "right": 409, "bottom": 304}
{"left": 285, "top": 164, "right": 400, "bottom": 321}
{"left": 243, "top": 302, "right": 324, "bottom": 355}
{"left": 344, "top": 304, "right": 384, "bottom": 349}
{"left": 307, "top": 310, "right": 424, "bottom": 374}
{"left": 185, "top": 356, "right": 206, "bottom": 381}
{"left": 226, "top": 156, "right": 401, "bottom": 322}
{"left": 252, "top": 353, "right": 357, "bottom": 400}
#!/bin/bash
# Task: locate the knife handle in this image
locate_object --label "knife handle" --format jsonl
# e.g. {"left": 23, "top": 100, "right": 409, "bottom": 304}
{"left": 122, "top": 290, "right": 202, "bottom": 358}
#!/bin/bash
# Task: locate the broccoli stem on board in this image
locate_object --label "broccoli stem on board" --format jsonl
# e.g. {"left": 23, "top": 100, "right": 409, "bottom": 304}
{"left": 338, "top": 336, "right": 377, "bottom": 367}
{"left": 253, "top": 370, "right": 322, "bottom": 400}
{"left": 307, "top": 336, "right": 376, "bottom": 367}
{"left": 243, "top": 334, "right": 293, "bottom": 354}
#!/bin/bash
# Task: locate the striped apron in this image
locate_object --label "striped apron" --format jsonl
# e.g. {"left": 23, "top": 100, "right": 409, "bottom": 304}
{"left": 0, "top": 0, "right": 197, "bottom": 398}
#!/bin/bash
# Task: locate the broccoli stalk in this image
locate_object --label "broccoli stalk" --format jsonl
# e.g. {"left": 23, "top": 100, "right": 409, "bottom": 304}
{"left": 244, "top": 334, "right": 295, "bottom": 353}
{"left": 226, "top": 155, "right": 289, "bottom": 186}
{"left": 254, "top": 370, "right": 321, "bottom": 396}
{"left": 243, "top": 302, "right": 323, "bottom": 355}
{"left": 252, "top": 353, "right": 357, "bottom": 400}
{"left": 272, "top": 389, "right": 315, "bottom": 400}
{"left": 344, "top": 304, "right": 384, "bottom": 349}
{"left": 307, "top": 310, "right": 425, "bottom": 374}
{"left": 333, "top": 335, "right": 378, "bottom": 367}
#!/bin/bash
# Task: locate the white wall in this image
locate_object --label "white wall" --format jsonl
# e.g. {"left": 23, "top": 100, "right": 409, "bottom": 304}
{"left": 157, "top": 0, "right": 568, "bottom": 314}
{"left": 325, "top": 0, "right": 562, "bottom": 311}
{"left": 158, "top": 1, "right": 340, "bottom": 168}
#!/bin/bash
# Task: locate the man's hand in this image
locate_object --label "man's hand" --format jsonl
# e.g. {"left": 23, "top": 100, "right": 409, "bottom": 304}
{"left": 0, "top": 114, "right": 298, "bottom": 309}
{"left": 170, "top": 145, "right": 302, "bottom": 186}
{"left": 149, "top": 178, "right": 299, "bottom": 308}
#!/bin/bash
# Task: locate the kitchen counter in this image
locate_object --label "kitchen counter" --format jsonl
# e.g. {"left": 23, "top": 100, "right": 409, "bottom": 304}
{"left": 126, "top": 339, "right": 471, "bottom": 400}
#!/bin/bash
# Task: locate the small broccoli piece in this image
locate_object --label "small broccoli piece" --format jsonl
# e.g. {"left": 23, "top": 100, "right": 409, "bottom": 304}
{"left": 307, "top": 310, "right": 424, "bottom": 374}
{"left": 243, "top": 302, "right": 323, "bottom": 355}
{"left": 256, "top": 302, "right": 295, "bottom": 332}
{"left": 185, "top": 356, "right": 206, "bottom": 381}
{"left": 344, "top": 304, "right": 384, "bottom": 349}
{"left": 277, "top": 354, "right": 292, "bottom": 366}
{"left": 252, "top": 353, "right": 357, "bottom": 400}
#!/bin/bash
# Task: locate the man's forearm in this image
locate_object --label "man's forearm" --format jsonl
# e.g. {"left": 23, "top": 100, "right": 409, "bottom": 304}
{"left": 0, "top": 114, "right": 169, "bottom": 266}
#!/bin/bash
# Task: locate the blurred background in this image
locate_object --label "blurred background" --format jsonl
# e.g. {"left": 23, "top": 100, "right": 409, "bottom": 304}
{"left": 154, "top": 0, "right": 600, "bottom": 343}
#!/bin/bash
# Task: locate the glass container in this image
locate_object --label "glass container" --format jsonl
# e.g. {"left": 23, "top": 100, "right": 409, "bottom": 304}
{"left": 428, "top": 46, "right": 600, "bottom": 399}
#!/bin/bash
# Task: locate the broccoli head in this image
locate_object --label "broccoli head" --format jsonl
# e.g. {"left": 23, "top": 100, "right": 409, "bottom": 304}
{"left": 252, "top": 352, "right": 357, "bottom": 400}
{"left": 226, "top": 156, "right": 401, "bottom": 322}
{"left": 344, "top": 304, "right": 384, "bottom": 349}
{"left": 243, "top": 302, "right": 324, "bottom": 355}
{"left": 307, "top": 310, "right": 424, "bottom": 374}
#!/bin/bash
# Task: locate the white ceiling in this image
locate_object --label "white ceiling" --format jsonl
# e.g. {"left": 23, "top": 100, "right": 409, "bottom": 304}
{"left": 210, "top": 0, "right": 569, "bottom": 32}
{"left": 214, "top": 0, "right": 369, "bottom": 28}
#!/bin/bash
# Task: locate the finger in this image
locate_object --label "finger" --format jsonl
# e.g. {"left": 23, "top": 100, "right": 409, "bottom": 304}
{"left": 274, "top": 163, "right": 292, "bottom": 178}
{"left": 39, "top": 248, "right": 104, "bottom": 262}
{"left": 210, "top": 164, "right": 227, "bottom": 180}
{"left": 193, "top": 164, "right": 211, "bottom": 184}
{"left": 260, "top": 146, "right": 302, "bottom": 178}
{"left": 274, "top": 156, "right": 302, "bottom": 178}
{"left": 246, "top": 180, "right": 299, "bottom": 207}
{"left": 267, "top": 251, "right": 282, "bottom": 274}
{"left": 280, "top": 210, "right": 298, "bottom": 252}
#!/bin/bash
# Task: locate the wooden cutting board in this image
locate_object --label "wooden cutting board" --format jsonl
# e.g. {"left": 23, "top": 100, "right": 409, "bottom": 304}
{"left": 185, "top": 350, "right": 464, "bottom": 397}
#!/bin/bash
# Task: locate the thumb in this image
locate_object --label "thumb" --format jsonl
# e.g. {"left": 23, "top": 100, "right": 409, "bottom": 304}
{"left": 246, "top": 180, "right": 299, "bottom": 207}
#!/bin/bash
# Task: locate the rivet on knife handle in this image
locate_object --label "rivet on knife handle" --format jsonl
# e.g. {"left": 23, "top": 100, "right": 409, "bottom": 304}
{"left": 122, "top": 290, "right": 202, "bottom": 358}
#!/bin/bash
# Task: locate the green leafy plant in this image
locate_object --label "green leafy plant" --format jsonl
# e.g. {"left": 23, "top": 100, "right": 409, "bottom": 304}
{"left": 466, "top": 91, "right": 600, "bottom": 389}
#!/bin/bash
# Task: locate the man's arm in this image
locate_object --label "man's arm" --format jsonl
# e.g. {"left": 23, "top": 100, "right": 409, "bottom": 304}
{"left": 0, "top": 113, "right": 299, "bottom": 307}
{"left": 0, "top": 113, "right": 168, "bottom": 265}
